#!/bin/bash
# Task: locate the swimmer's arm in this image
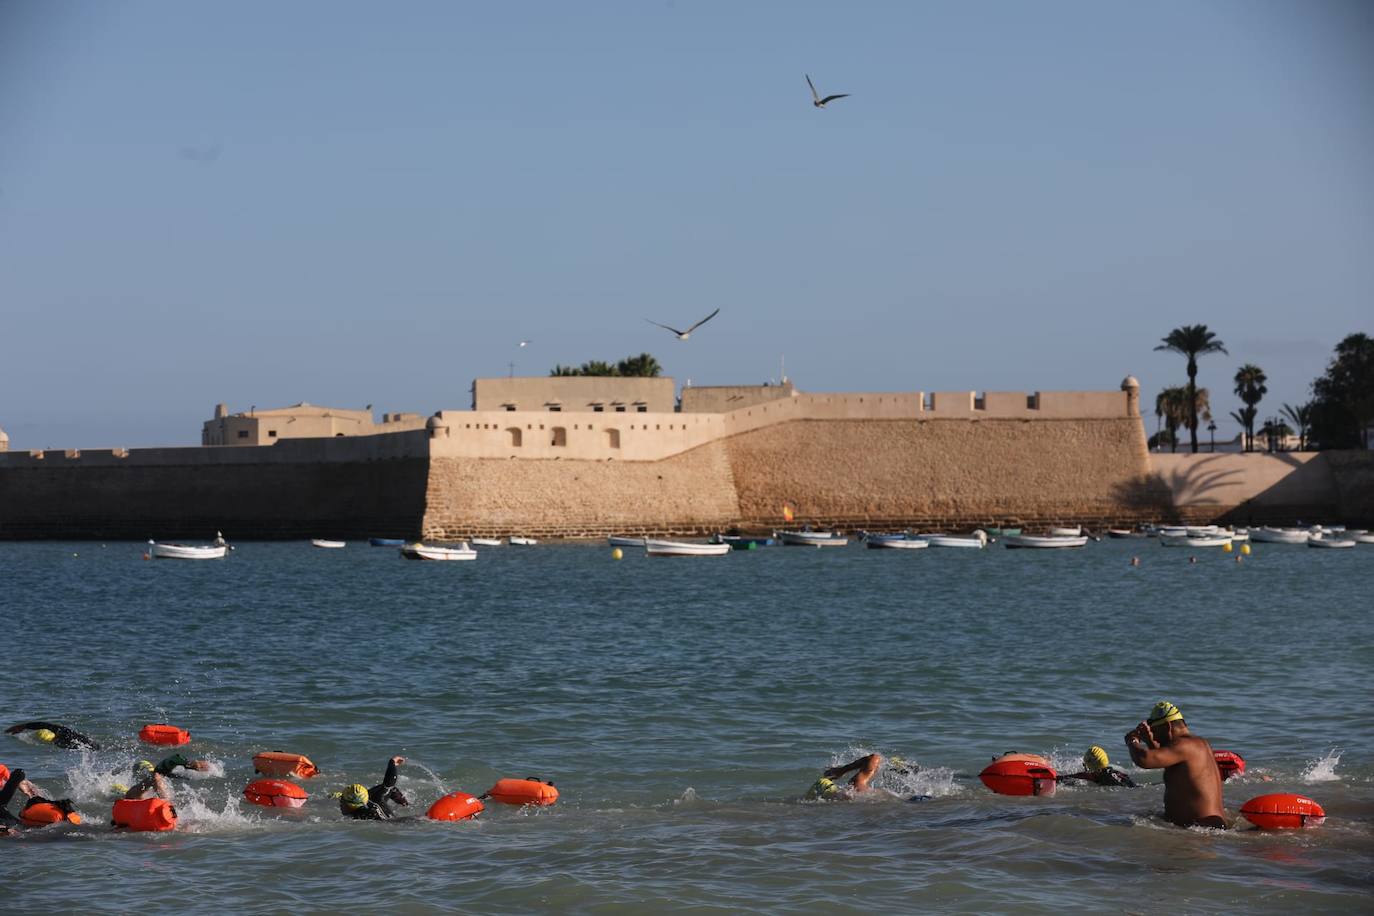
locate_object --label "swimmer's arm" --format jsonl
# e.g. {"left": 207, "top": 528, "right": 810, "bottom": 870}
{"left": 380, "top": 756, "right": 404, "bottom": 789}
{"left": 1125, "top": 723, "right": 1185, "bottom": 769}
{"left": 823, "top": 754, "right": 882, "bottom": 790}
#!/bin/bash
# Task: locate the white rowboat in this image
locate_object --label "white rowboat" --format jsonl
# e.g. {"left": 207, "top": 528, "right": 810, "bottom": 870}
{"left": 310, "top": 539, "right": 346, "bottom": 549}
{"left": 1159, "top": 534, "right": 1232, "bottom": 548}
{"left": 509, "top": 536, "right": 538, "bottom": 546}
{"left": 400, "top": 542, "right": 477, "bottom": 561}
{"left": 1248, "top": 527, "right": 1312, "bottom": 545}
{"left": 866, "top": 537, "right": 929, "bottom": 550}
{"left": 1307, "top": 536, "right": 1355, "bottom": 549}
{"left": 644, "top": 539, "right": 730, "bottom": 557}
{"left": 925, "top": 531, "right": 989, "bottom": 549}
{"left": 1048, "top": 526, "right": 1082, "bottom": 537}
{"left": 148, "top": 540, "right": 228, "bottom": 560}
{"left": 1003, "top": 535, "right": 1089, "bottom": 549}
{"left": 607, "top": 536, "right": 645, "bottom": 547}
{"left": 471, "top": 538, "right": 503, "bottom": 547}
{"left": 778, "top": 530, "right": 850, "bottom": 548}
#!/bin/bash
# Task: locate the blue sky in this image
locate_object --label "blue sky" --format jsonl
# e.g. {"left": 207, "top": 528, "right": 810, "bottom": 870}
{"left": 2, "top": 0, "right": 1370, "bottom": 448}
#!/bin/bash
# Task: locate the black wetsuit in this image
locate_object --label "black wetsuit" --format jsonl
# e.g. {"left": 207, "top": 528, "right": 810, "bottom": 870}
{"left": 340, "top": 759, "right": 409, "bottom": 820}
{"left": 5, "top": 721, "right": 101, "bottom": 751}
{"left": 0, "top": 768, "right": 25, "bottom": 830}
{"left": 1060, "top": 767, "right": 1138, "bottom": 788}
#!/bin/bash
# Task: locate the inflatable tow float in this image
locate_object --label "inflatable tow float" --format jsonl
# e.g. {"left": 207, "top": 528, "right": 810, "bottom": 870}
{"left": 244, "top": 779, "right": 308, "bottom": 809}
{"left": 1213, "top": 750, "right": 1246, "bottom": 781}
{"left": 485, "top": 778, "right": 559, "bottom": 807}
{"left": 427, "top": 791, "right": 485, "bottom": 822}
{"left": 1240, "top": 793, "right": 1326, "bottom": 830}
{"left": 112, "top": 797, "right": 178, "bottom": 832}
{"left": 139, "top": 723, "right": 191, "bottom": 747}
{"left": 253, "top": 752, "right": 319, "bottom": 779}
{"left": 979, "top": 754, "right": 1057, "bottom": 797}
{"left": 20, "top": 801, "right": 81, "bottom": 826}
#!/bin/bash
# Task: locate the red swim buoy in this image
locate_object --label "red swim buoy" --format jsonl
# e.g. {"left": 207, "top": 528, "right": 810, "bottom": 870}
{"left": 426, "top": 791, "right": 484, "bottom": 821}
{"left": 252, "top": 752, "right": 319, "bottom": 779}
{"left": 485, "top": 778, "right": 559, "bottom": 806}
{"left": 0, "top": 764, "right": 9, "bottom": 786}
{"left": 1214, "top": 750, "right": 1246, "bottom": 781}
{"left": 1240, "top": 793, "right": 1326, "bottom": 830}
{"left": 979, "top": 753, "right": 1058, "bottom": 797}
{"left": 139, "top": 723, "right": 191, "bottom": 747}
{"left": 111, "top": 797, "right": 178, "bottom": 832}
{"left": 20, "top": 800, "right": 81, "bottom": 826}
{"left": 243, "top": 779, "right": 308, "bottom": 809}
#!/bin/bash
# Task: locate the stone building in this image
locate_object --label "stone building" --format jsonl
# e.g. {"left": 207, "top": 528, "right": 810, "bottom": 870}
{"left": 202, "top": 403, "right": 424, "bottom": 446}
{"left": 470, "top": 376, "right": 676, "bottom": 413}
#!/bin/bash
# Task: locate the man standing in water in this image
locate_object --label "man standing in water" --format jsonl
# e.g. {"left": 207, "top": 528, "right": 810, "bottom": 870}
{"left": 1124, "top": 701, "right": 1226, "bottom": 828}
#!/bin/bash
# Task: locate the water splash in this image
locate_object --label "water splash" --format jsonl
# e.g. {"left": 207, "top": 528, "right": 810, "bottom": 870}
{"left": 674, "top": 787, "right": 698, "bottom": 806}
{"left": 1301, "top": 749, "right": 1340, "bottom": 783}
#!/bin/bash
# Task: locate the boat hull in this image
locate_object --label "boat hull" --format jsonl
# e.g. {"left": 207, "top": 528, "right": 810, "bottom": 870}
{"left": 400, "top": 543, "right": 476, "bottom": 561}
{"left": 149, "top": 543, "right": 227, "bottom": 560}
{"left": 607, "top": 536, "right": 645, "bottom": 547}
{"left": 778, "top": 531, "right": 849, "bottom": 548}
{"left": 310, "top": 539, "right": 346, "bottom": 549}
{"left": 1003, "top": 535, "right": 1089, "bottom": 549}
{"left": 866, "top": 538, "right": 928, "bottom": 550}
{"left": 644, "top": 539, "right": 730, "bottom": 557}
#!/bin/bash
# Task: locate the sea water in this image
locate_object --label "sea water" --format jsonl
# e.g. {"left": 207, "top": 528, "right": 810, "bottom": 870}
{"left": 2, "top": 539, "right": 1371, "bottom": 912}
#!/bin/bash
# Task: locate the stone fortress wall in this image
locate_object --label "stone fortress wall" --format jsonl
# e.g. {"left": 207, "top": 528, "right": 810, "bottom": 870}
{"left": 2, "top": 378, "right": 1369, "bottom": 540}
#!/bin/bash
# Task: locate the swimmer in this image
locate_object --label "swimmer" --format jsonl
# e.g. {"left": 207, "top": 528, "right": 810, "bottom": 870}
{"left": 1124, "top": 701, "right": 1226, "bottom": 829}
{"left": 0, "top": 768, "right": 81, "bottom": 834}
{"left": 1188, "top": 556, "right": 1197, "bottom": 564}
{"left": 1058, "top": 745, "right": 1138, "bottom": 787}
{"left": 124, "top": 754, "right": 212, "bottom": 801}
{"left": 339, "top": 756, "right": 410, "bottom": 820}
{"left": 5, "top": 721, "right": 101, "bottom": 750}
{"left": 805, "top": 753, "right": 919, "bottom": 800}
{"left": 1130, "top": 556, "right": 1140, "bottom": 567}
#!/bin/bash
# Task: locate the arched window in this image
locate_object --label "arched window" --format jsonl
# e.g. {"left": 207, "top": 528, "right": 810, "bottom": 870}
{"left": 507, "top": 427, "right": 523, "bottom": 447}
{"left": 551, "top": 426, "right": 567, "bottom": 447}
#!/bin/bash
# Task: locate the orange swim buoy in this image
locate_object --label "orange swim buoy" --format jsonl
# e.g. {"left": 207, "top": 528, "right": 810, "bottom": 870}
{"left": 979, "top": 753, "right": 1058, "bottom": 797}
{"left": 139, "top": 723, "right": 191, "bottom": 747}
{"left": 111, "top": 797, "right": 178, "bottom": 832}
{"left": 1214, "top": 749, "right": 1246, "bottom": 781}
{"left": 1240, "top": 793, "right": 1326, "bottom": 830}
{"left": 252, "top": 752, "right": 319, "bottom": 779}
{"left": 426, "top": 791, "right": 484, "bottom": 821}
{"left": 20, "top": 800, "right": 81, "bottom": 826}
{"left": 0, "top": 764, "right": 9, "bottom": 786}
{"left": 485, "top": 778, "right": 559, "bottom": 806}
{"left": 243, "top": 779, "right": 308, "bottom": 809}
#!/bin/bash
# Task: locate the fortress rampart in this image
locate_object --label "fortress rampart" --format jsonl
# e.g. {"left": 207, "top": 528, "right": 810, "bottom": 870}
{"left": 2, "top": 382, "right": 1368, "bottom": 540}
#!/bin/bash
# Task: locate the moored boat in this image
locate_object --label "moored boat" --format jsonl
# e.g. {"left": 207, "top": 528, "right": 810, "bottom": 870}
{"left": 644, "top": 539, "right": 730, "bottom": 557}
{"left": 1353, "top": 532, "right": 1374, "bottom": 545}
{"left": 508, "top": 536, "right": 538, "bottom": 546}
{"left": 608, "top": 536, "right": 645, "bottom": 547}
{"left": 984, "top": 527, "right": 1022, "bottom": 537}
{"left": 866, "top": 535, "right": 929, "bottom": 550}
{"left": 1307, "top": 535, "right": 1355, "bottom": 549}
{"left": 147, "top": 540, "right": 228, "bottom": 560}
{"left": 400, "top": 542, "right": 477, "bottom": 561}
{"left": 778, "top": 530, "right": 849, "bottom": 548}
{"left": 924, "top": 531, "right": 989, "bottom": 549}
{"left": 310, "top": 539, "right": 346, "bottom": 549}
{"left": 1247, "top": 527, "right": 1310, "bottom": 545}
{"left": 471, "top": 537, "right": 503, "bottom": 547}
{"left": 710, "top": 534, "right": 775, "bottom": 549}
{"left": 1107, "top": 528, "right": 1150, "bottom": 539}
{"left": 1159, "top": 533, "right": 1232, "bottom": 548}
{"left": 1047, "top": 526, "right": 1081, "bottom": 537}
{"left": 1003, "top": 534, "right": 1089, "bottom": 549}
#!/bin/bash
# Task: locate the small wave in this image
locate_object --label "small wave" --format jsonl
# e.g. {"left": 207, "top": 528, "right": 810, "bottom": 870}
{"left": 674, "top": 787, "right": 698, "bottom": 806}
{"left": 1301, "top": 749, "right": 1340, "bottom": 783}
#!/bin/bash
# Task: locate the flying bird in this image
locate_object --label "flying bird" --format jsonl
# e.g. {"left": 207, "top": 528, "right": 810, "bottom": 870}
{"left": 646, "top": 308, "right": 720, "bottom": 341}
{"left": 519, "top": 340, "right": 531, "bottom": 347}
{"left": 806, "top": 74, "right": 849, "bottom": 108}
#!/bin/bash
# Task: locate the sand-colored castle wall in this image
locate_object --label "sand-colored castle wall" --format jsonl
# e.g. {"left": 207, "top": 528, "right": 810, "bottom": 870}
{"left": 726, "top": 417, "right": 1156, "bottom": 529}
{"left": 422, "top": 441, "right": 739, "bottom": 539}
{"left": 1145, "top": 451, "right": 1374, "bottom": 525}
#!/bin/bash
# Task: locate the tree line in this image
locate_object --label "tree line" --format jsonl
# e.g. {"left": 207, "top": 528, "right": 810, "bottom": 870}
{"left": 1151, "top": 326, "right": 1372, "bottom": 453}
{"left": 549, "top": 353, "right": 663, "bottom": 378}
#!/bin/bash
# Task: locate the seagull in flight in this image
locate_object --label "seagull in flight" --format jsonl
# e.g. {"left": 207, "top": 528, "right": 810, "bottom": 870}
{"left": 806, "top": 74, "right": 849, "bottom": 109}
{"left": 646, "top": 308, "right": 720, "bottom": 341}
{"left": 519, "top": 340, "right": 531, "bottom": 347}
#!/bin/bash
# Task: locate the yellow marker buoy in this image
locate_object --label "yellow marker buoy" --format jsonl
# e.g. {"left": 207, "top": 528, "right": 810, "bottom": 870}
{"left": 1223, "top": 542, "right": 1232, "bottom": 553}
{"left": 611, "top": 548, "right": 623, "bottom": 560}
{"left": 1241, "top": 543, "right": 1251, "bottom": 556}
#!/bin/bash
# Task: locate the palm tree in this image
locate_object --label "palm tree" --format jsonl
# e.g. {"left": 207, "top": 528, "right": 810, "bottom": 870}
{"left": 577, "top": 360, "right": 619, "bottom": 377}
{"left": 616, "top": 353, "right": 663, "bottom": 377}
{"left": 1155, "top": 386, "right": 1190, "bottom": 453}
{"left": 1229, "top": 408, "right": 1254, "bottom": 450}
{"left": 1155, "top": 325, "right": 1228, "bottom": 453}
{"left": 1281, "top": 401, "right": 1313, "bottom": 451}
{"left": 1232, "top": 363, "right": 1267, "bottom": 452}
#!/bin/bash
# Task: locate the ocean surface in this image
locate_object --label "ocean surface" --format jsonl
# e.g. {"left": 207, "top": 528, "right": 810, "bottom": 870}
{"left": 2, "top": 536, "right": 1370, "bottom": 913}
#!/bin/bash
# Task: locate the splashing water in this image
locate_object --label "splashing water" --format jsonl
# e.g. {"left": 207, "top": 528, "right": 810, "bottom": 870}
{"left": 1301, "top": 749, "right": 1340, "bottom": 783}
{"left": 674, "top": 787, "right": 698, "bottom": 806}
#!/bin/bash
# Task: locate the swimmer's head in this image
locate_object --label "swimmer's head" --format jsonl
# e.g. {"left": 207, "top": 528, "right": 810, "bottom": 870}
{"left": 341, "top": 784, "right": 369, "bottom": 809}
{"left": 33, "top": 728, "right": 56, "bottom": 745}
{"left": 1147, "top": 701, "right": 1184, "bottom": 727}
{"left": 1083, "top": 746, "right": 1110, "bottom": 773}
{"left": 133, "top": 759, "right": 155, "bottom": 777}
{"left": 110, "top": 782, "right": 129, "bottom": 796}
{"left": 888, "top": 755, "right": 917, "bottom": 776}
{"left": 805, "top": 777, "right": 841, "bottom": 800}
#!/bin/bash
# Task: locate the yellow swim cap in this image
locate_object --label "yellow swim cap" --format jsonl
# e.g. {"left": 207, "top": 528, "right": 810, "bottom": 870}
{"left": 133, "top": 759, "right": 155, "bottom": 776}
{"left": 110, "top": 782, "right": 130, "bottom": 796}
{"left": 1083, "top": 746, "right": 1110, "bottom": 772}
{"left": 34, "top": 728, "right": 57, "bottom": 744}
{"left": 1148, "top": 701, "right": 1184, "bottom": 726}
{"left": 341, "top": 784, "right": 369, "bottom": 808}
{"left": 805, "top": 777, "right": 840, "bottom": 800}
